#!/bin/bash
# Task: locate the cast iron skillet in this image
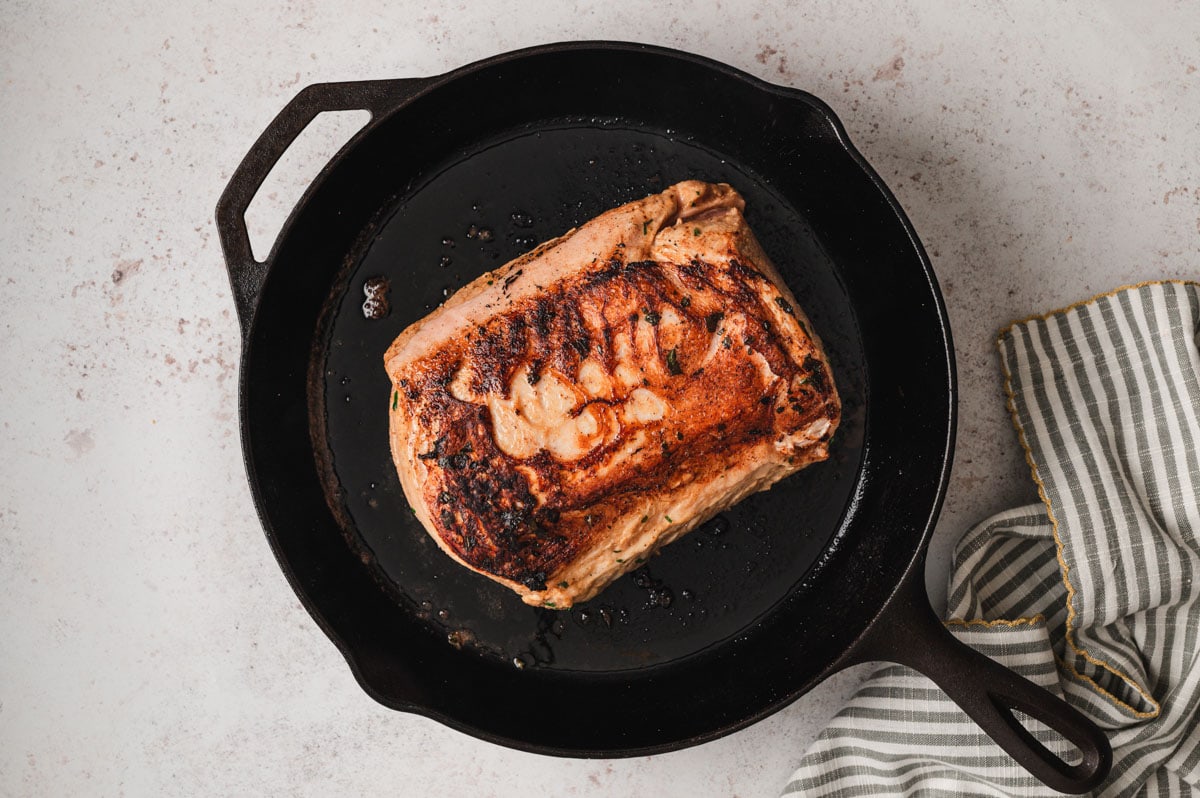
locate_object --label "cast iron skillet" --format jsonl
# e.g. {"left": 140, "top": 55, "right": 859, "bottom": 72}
{"left": 216, "top": 42, "right": 1110, "bottom": 793}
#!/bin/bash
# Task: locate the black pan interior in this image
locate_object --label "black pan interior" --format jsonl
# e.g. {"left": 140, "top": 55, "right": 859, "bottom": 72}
{"left": 239, "top": 44, "right": 952, "bottom": 754}
{"left": 317, "top": 121, "right": 866, "bottom": 672}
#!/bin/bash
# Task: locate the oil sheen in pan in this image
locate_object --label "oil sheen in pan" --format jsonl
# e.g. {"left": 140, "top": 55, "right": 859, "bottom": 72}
{"left": 315, "top": 120, "right": 867, "bottom": 673}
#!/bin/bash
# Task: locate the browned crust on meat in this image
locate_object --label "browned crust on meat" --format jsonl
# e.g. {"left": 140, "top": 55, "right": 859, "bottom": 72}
{"left": 385, "top": 181, "right": 839, "bottom": 605}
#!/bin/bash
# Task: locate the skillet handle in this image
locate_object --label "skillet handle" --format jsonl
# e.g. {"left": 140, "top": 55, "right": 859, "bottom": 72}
{"left": 848, "top": 575, "right": 1112, "bottom": 794}
{"left": 215, "top": 78, "right": 428, "bottom": 336}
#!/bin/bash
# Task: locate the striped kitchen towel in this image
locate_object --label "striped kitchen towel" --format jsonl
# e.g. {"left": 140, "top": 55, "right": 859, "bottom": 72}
{"left": 784, "top": 281, "right": 1200, "bottom": 797}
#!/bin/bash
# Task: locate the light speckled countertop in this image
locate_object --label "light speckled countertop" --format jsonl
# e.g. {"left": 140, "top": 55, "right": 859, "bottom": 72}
{"left": 2, "top": 2, "right": 1197, "bottom": 795}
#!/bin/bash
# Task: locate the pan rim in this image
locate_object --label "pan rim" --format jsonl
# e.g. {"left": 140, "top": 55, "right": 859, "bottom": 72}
{"left": 229, "top": 40, "right": 957, "bottom": 757}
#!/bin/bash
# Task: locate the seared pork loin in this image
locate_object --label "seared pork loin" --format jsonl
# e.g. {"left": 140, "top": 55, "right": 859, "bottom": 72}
{"left": 384, "top": 181, "right": 840, "bottom": 608}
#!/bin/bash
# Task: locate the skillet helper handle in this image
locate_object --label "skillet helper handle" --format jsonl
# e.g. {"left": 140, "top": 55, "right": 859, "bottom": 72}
{"left": 215, "top": 79, "right": 426, "bottom": 335}
{"left": 853, "top": 581, "right": 1113, "bottom": 794}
